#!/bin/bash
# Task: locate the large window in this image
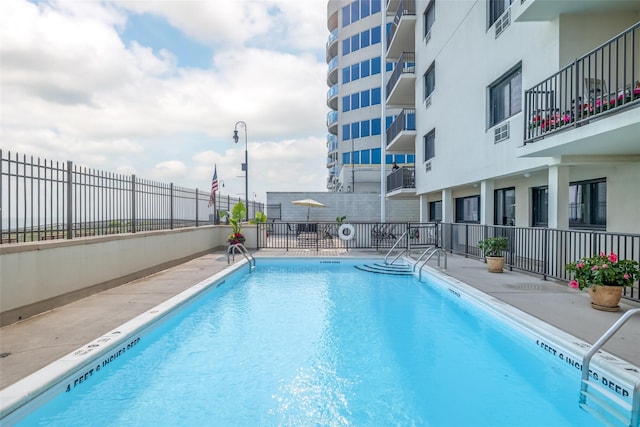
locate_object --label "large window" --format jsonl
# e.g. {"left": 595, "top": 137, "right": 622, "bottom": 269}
{"left": 429, "top": 200, "right": 442, "bottom": 222}
{"left": 488, "top": 0, "right": 512, "bottom": 27}
{"left": 424, "top": 0, "right": 435, "bottom": 37}
{"left": 531, "top": 186, "right": 548, "bottom": 227}
{"left": 455, "top": 196, "right": 480, "bottom": 223}
{"left": 424, "top": 129, "right": 435, "bottom": 161}
{"left": 424, "top": 62, "right": 435, "bottom": 100}
{"left": 569, "top": 178, "right": 606, "bottom": 229}
{"left": 489, "top": 64, "right": 521, "bottom": 127}
{"left": 494, "top": 187, "right": 515, "bottom": 226}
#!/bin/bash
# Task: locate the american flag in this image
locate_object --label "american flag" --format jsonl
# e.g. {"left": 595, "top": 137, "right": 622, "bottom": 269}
{"left": 208, "top": 165, "right": 218, "bottom": 207}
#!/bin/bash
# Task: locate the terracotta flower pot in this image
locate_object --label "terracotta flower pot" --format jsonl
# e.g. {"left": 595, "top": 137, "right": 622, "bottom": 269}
{"left": 588, "top": 285, "right": 623, "bottom": 312}
{"left": 486, "top": 256, "right": 505, "bottom": 273}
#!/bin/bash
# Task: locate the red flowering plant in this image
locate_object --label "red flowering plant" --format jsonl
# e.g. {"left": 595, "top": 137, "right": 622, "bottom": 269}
{"left": 565, "top": 251, "right": 640, "bottom": 291}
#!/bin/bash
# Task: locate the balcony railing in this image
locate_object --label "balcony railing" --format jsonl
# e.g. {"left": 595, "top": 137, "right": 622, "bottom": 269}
{"left": 386, "top": 52, "right": 415, "bottom": 100}
{"left": 386, "top": 108, "right": 416, "bottom": 144}
{"left": 524, "top": 22, "right": 640, "bottom": 143}
{"left": 386, "top": 166, "right": 415, "bottom": 192}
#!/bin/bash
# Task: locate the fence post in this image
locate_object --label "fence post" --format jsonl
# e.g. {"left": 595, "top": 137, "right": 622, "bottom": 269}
{"left": 542, "top": 228, "right": 549, "bottom": 280}
{"left": 195, "top": 188, "right": 199, "bottom": 227}
{"left": 169, "top": 183, "right": 174, "bottom": 230}
{"left": 66, "top": 160, "right": 73, "bottom": 239}
{"left": 131, "top": 174, "right": 137, "bottom": 233}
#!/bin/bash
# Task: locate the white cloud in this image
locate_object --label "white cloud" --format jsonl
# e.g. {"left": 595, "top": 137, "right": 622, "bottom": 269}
{"left": 0, "top": 0, "right": 330, "bottom": 202}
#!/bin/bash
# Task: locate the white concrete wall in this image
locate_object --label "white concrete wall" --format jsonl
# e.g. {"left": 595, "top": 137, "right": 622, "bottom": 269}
{"left": 0, "top": 225, "right": 259, "bottom": 324}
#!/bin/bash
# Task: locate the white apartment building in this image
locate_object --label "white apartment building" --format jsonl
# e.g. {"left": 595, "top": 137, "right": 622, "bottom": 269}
{"left": 328, "top": 0, "right": 640, "bottom": 233}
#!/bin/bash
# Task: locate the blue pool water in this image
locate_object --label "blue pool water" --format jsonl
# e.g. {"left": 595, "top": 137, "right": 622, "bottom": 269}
{"left": 15, "top": 259, "right": 602, "bottom": 426}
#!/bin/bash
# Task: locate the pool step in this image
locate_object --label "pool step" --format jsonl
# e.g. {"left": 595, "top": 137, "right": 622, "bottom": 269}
{"left": 579, "top": 379, "right": 634, "bottom": 427}
{"left": 354, "top": 263, "right": 413, "bottom": 276}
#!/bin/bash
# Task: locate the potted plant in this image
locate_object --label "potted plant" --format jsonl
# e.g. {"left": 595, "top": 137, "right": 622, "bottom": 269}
{"left": 477, "top": 236, "right": 508, "bottom": 273}
{"left": 565, "top": 252, "right": 639, "bottom": 311}
{"left": 220, "top": 202, "right": 247, "bottom": 245}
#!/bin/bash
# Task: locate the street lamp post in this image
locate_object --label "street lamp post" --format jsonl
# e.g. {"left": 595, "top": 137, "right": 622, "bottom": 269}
{"left": 233, "top": 121, "right": 249, "bottom": 221}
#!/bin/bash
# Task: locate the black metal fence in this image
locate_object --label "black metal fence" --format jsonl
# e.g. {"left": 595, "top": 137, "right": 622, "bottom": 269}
{"left": 0, "top": 150, "right": 263, "bottom": 243}
{"left": 257, "top": 221, "right": 640, "bottom": 303}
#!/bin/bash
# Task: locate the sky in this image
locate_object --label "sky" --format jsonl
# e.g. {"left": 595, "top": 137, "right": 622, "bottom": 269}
{"left": 0, "top": 0, "right": 330, "bottom": 203}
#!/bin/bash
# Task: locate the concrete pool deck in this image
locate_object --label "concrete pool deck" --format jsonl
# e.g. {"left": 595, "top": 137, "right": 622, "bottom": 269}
{"left": 1, "top": 248, "right": 639, "bottom": 390}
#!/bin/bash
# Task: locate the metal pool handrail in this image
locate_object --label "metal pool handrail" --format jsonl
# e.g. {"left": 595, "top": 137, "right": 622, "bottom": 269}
{"left": 227, "top": 243, "right": 255, "bottom": 271}
{"left": 580, "top": 308, "right": 640, "bottom": 426}
{"left": 416, "top": 248, "right": 447, "bottom": 281}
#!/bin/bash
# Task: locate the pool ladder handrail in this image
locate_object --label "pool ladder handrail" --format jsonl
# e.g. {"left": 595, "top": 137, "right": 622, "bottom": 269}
{"left": 414, "top": 247, "right": 447, "bottom": 280}
{"left": 384, "top": 231, "right": 409, "bottom": 265}
{"left": 579, "top": 308, "right": 640, "bottom": 427}
{"left": 227, "top": 243, "right": 256, "bottom": 271}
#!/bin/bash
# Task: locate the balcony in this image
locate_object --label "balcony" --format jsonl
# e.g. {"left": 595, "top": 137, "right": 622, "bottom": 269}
{"left": 326, "top": 28, "right": 338, "bottom": 63}
{"left": 386, "top": 108, "right": 416, "bottom": 152}
{"left": 327, "top": 134, "right": 338, "bottom": 152}
{"left": 386, "top": 0, "right": 416, "bottom": 58}
{"left": 327, "top": 56, "right": 338, "bottom": 86}
{"left": 386, "top": 52, "right": 415, "bottom": 108}
{"left": 522, "top": 23, "right": 640, "bottom": 157}
{"left": 327, "top": 84, "right": 338, "bottom": 110}
{"left": 327, "top": 110, "right": 338, "bottom": 135}
{"left": 516, "top": 0, "right": 640, "bottom": 22}
{"left": 386, "top": 166, "right": 415, "bottom": 196}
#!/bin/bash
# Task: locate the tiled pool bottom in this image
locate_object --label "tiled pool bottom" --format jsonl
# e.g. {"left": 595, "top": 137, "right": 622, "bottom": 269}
{"left": 1, "top": 258, "right": 638, "bottom": 425}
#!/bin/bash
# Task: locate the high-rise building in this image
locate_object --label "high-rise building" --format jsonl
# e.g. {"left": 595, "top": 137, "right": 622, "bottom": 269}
{"left": 326, "top": 0, "right": 415, "bottom": 194}
{"left": 328, "top": 0, "right": 640, "bottom": 232}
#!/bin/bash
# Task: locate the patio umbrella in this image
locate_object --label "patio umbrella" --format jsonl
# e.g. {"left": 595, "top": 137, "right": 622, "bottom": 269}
{"left": 291, "top": 198, "right": 326, "bottom": 221}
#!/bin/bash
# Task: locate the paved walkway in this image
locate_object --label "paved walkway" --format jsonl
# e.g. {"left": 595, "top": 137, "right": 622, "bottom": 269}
{"left": 1, "top": 249, "right": 639, "bottom": 390}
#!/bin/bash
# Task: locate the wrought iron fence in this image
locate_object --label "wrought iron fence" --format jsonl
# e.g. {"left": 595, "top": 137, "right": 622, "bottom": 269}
{"left": 0, "top": 150, "right": 263, "bottom": 243}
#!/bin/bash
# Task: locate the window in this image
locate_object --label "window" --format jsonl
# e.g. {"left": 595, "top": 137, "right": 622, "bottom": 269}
{"left": 342, "top": 5, "right": 350, "bottom": 27}
{"left": 351, "top": 63, "right": 360, "bottom": 80}
{"left": 429, "top": 200, "right": 442, "bottom": 222}
{"left": 424, "top": 62, "right": 435, "bottom": 100}
{"left": 371, "top": 148, "right": 381, "bottom": 163}
{"left": 371, "top": 56, "right": 381, "bottom": 74}
{"left": 361, "top": 149, "right": 370, "bottom": 164}
{"left": 455, "top": 196, "right": 480, "bottom": 223}
{"left": 424, "top": 0, "right": 435, "bottom": 37}
{"left": 494, "top": 187, "right": 515, "bottom": 226}
{"left": 361, "top": 90, "right": 370, "bottom": 107}
{"left": 371, "top": 118, "right": 381, "bottom": 135}
{"left": 361, "top": 120, "right": 370, "bottom": 137}
{"left": 361, "top": 60, "right": 370, "bottom": 77}
{"left": 371, "top": 26, "right": 381, "bottom": 44}
{"left": 351, "top": 34, "right": 359, "bottom": 52}
{"left": 371, "top": 87, "right": 381, "bottom": 104}
{"left": 342, "top": 68, "right": 350, "bottom": 84}
{"left": 372, "top": 0, "right": 382, "bottom": 14}
{"left": 342, "top": 95, "right": 350, "bottom": 112}
{"left": 569, "top": 178, "right": 606, "bottom": 229}
{"left": 489, "top": 64, "right": 521, "bottom": 127}
{"left": 488, "top": 0, "right": 512, "bottom": 28}
{"left": 424, "top": 129, "right": 435, "bottom": 161}
{"left": 351, "top": 93, "right": 360, "bottom": 109}
{"left": 342, "top": 39, "right": 350, "bottom": 56}
{"left": 351, "top": 1, "right": 360, "bottom": 23}
{"left": 361, "top": 30, "right": 370, "bottom": 48}
{"left": 342, "top": 124, "right": 351, "bottom": 141}
{"left": 361, "top": 0, "right": 370, "bottom": 18}
{"left": 532, "top": 186, "right": 548, "bottom": 227}
{"left": 351, "top": 122, "right": 360, "bottom": 138}
{"left": 343, "top": 152, "right": 350, "bottom": 164}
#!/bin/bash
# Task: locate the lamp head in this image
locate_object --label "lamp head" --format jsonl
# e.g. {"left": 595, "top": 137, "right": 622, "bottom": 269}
{"left": 233, "top": 129, "right": 239, "bottom": 144}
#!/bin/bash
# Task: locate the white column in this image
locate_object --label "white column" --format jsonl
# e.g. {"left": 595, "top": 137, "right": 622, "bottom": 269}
{"left": 548, "top": 165, "right": 569, "bottom": 229}
{"left": 480, "top": 180, "right": 495, "bottom": 225}
{"left": 442, "top": 188, "right": 453, "bottom": 223}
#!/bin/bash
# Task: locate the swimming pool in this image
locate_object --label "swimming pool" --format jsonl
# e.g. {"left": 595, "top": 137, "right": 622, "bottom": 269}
{"left": 1, "top": 258, "right": 638, "bottom": 425}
